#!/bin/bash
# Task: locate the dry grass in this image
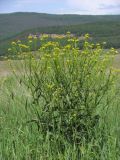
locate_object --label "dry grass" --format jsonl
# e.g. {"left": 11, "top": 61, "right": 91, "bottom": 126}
{"left": 0, "top": 60, "right": 12, "bottom": 77}
{"left": 0, "top": 49, "right": 120, "bottom": 77}
{"left": 113, "top": 49, "right": 120, "bottom": 68}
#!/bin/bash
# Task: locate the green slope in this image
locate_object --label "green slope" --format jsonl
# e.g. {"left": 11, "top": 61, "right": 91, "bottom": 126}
{"left": 0, "top": 12, "right": 120, "bottom": 55}
{"left": 0, "top": 12, "right": 120, "bottom": 40}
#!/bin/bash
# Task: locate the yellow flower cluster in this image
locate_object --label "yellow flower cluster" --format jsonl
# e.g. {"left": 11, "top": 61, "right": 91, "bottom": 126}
{"left": 18, "top": 44, "right": 30, "bottom": 49}
{"left": 12, "top": 42, "right": 16, "bottom": 45}
{"left": 85, "top": 33, "right": 90, "bottom": 39}
{"left": 28, "top": 35, "right": 33, "bottom": 39}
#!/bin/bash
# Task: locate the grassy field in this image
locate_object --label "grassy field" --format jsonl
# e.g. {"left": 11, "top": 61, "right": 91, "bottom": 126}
{"left": 0, "top": 60, "right": 12, "bottom": 77}
{"left": 0, "top": 36, "right": 120, "bottom": 159}
{"left": 0, "top": 49, "right": 120, "bottom": 76}
{"left": 113, "top": 52, "right": 120, "bottom": 68}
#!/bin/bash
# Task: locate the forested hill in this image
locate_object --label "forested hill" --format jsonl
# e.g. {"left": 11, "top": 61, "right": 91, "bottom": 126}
{"left": 0, "top": 12, "right": 120, "bottom": 55}
{"left": 0, "top": 12, "right": 120, "bottom": 40}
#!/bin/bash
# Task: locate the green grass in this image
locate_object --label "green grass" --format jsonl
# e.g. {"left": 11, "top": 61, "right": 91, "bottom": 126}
{"left": 0, "top": 49, "right": 120, "bottom": 77}
{"left": 0, "top": 69, "right": 120, "bottom": 159}
{"left": 0, "top": 36, "right": 120, "bottom": 159}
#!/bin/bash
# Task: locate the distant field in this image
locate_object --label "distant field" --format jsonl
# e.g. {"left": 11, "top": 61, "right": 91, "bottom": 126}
{"left": 0, "top": 50, "right": 120, "bottom": 77}
{"left": 0, "top": 60, "right": 11, "bottom": 77}
{"left": 113, "top": 51, "right": 120, "bottom": 68}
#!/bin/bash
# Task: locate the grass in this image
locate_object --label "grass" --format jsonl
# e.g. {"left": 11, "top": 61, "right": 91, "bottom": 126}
{"left": 0, "top": 60, "right": 12, "bottom": 77}
{"left": 0, "top": 79, "right": 120, "bottom": 159}
{"left": 0, "top": 49, "right": 120, "bottom": 77}
{"left": 113, "top": 51, "right": 120, "bottom": 68}
{"left": 0, "top": 35, "right": 120, "bottom": 159}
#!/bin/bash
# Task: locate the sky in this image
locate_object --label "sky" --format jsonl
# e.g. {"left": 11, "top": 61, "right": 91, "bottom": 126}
{"left": 0, "top": 0, "right": 120, "bottom": 15}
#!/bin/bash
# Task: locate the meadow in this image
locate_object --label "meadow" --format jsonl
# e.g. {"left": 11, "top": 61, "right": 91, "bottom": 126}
{"left": 0, "top": 34, "right": 120, "bottom": 159}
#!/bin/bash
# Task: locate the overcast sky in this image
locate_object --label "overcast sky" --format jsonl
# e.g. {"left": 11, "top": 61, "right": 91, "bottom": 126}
{"left": 0, "top": 0, "right": 120, "bottom": 15}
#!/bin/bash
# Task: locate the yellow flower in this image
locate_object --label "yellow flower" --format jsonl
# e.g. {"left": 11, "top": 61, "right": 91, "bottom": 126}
{"left": 68, "top": 39, "right": 75, "bottom": 42}
{"left": 19, "top": 44, "right": 29, "bottom": 49}
{"left": 47, "top": 66, "right": 51, "bottom": 70}
{"left": 8, "top": 48, "right": 12, "bottom": 52}
{"left": 28, "top": 35, "right": 33, "bottom": 39}
{"left": 67, "top": 31, "right": 71, "bottom": 35}
{"left": 34, "top": 36, "right": 37, "bottom": 40}
{"left": 45, "top": 54, "right": 51, "bottom": 58}
{"left": 115, "top": 50, "right": 118, "bottom": 54}
{"left": 29, "top": 40, "right": 32, "bottom": 43}
{"left": 17, "top": 40, "right": 21, "bottom": 43}
{"left": 12, "top": 42, "right": 16, "bottom": 45}
{"left": 41, "top": 34, "right": 49, "bottom": 40}
{"left": 75, "top": 39, "right": 79, "bottom": 42}
{"left": 47, "top": 84, "right": 54, "bottom": 89}
{"left": 85, "top": 33, "right": 90, "bottom": 39}
{"left": 66, "top": 59, "right": 70, "bottom": 64}
{"left": 41, "top": 57, "right": 45, "bottom": 60}
{"left": 65, "top": 45, "right": 71, "bottom": 50}
{"left": 54, "top": 47, "right": 60, "bottom": 53}
{"left": 96, "top": 43, "right": 100, "bottom": 46}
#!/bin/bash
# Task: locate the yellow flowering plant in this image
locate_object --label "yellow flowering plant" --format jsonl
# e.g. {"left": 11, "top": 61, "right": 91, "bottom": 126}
{"left": 10, "top": 33, "right": 117, "bottom": 146}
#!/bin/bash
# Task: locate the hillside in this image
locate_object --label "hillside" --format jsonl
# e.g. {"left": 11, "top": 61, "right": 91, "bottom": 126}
{"left": 0, "top": 12, "right": 120, "bottom": 40}
{"left": 0, "top": 12, "right": 120, "bottom": 55}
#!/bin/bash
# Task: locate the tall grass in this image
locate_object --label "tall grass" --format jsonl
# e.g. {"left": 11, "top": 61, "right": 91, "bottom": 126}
{"left": 0, "top": 34, "right": 120, "bottom": 159}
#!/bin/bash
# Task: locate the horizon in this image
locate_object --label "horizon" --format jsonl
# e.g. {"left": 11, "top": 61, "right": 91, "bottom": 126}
{"left": 0, "top": 0, "right": 120, "bottom": 15}
{"left": 0, "top": 11, "right": 120, "bottom": 16}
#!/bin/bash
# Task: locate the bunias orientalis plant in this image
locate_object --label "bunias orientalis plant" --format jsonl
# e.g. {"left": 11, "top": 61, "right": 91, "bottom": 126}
{"left": 9, "top": 33, "right": 116, "bottom": 146}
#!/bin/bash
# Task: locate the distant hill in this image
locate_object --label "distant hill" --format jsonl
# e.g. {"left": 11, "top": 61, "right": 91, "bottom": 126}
{"left": 0, "top": 12, "right": 120, "bottom": 41}
{"left": 0, "top": 12, "right": 120, "bottom": 55}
